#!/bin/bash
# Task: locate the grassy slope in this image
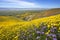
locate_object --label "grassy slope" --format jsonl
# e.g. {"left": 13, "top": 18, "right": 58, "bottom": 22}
{"left": 0, "top": 14, "right": 60, "bottom": 40}
{"left": 0, "top": 16, "right": 24, "bottom": 26}
{"left": 16, "top": 8, "right": 60, "bottom": 21}
{"left": 0, "top": 8, "right": 60, "bottom": 21}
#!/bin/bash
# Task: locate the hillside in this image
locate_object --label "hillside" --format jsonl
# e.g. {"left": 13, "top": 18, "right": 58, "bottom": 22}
{"left": 0, "top": 16, "right": 24, "bottom": 27}
{"left": 15, "top": 8, "right": 60, "bottom": 21}
{"left": 0, "top": 14, "right": 60, "bottom": 40}
{"left": 0, "top": 8, "right": 60, "bottom": 21}
{"left": 43, "top": 8, "right": 60, "bottom": 16}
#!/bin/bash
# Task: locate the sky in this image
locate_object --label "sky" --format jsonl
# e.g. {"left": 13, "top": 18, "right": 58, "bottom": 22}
{"left": 0, "top": 0, "right": 60, "bottom": 8}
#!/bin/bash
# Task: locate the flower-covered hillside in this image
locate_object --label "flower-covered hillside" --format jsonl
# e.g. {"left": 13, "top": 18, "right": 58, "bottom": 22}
{"left": 0, "top": 14, "right": 60, "bottom": 40}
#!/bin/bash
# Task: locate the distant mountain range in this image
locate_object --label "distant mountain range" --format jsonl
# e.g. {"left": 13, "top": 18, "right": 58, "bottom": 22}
{"left": 0, "top": 8, "right": 49, "bottom": 10}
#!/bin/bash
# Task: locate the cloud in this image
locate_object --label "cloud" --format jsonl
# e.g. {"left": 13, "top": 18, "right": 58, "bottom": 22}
{"left": 0, "top": 0, "right": 40, "bottom": 8}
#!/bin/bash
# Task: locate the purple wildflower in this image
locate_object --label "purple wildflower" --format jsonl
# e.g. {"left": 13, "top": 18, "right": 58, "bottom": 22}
{"left": 53, "top": 38, "right": 57, "bottom": 40}
{"left": 42, "top": 26, "right": 46, "bottom": 29}
{"left": 47, "top": 34, "right": 52, "bottom": 37}
{"left": 41, "top": 32, "right": 44, "bottom": 34}
{"left": 36, "top": 31, "right": 41, "bottom": 34}
{"left": 52, "top": 34, "right": 56, "bottom": 37}
{"left": 50, "top": 29, "right": 54, "bottom": 32}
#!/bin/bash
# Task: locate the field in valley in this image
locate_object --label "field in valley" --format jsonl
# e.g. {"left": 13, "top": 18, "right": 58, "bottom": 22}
{"left": 0, "top": 8, "right": 60, "bottom": 40}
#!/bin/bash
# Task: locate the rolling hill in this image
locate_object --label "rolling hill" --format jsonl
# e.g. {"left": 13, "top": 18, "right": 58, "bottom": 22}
{"left": 0, "top": 8, "right": 60, "bottom": 21}
{"left": 0, "top": 13, "right": 60, "bottom": 40}
{"left": 0, "top": 8, "right": 60, "bottom": 40}
{"left": 15, "top": 8, "right": 60, "bottom": 21}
